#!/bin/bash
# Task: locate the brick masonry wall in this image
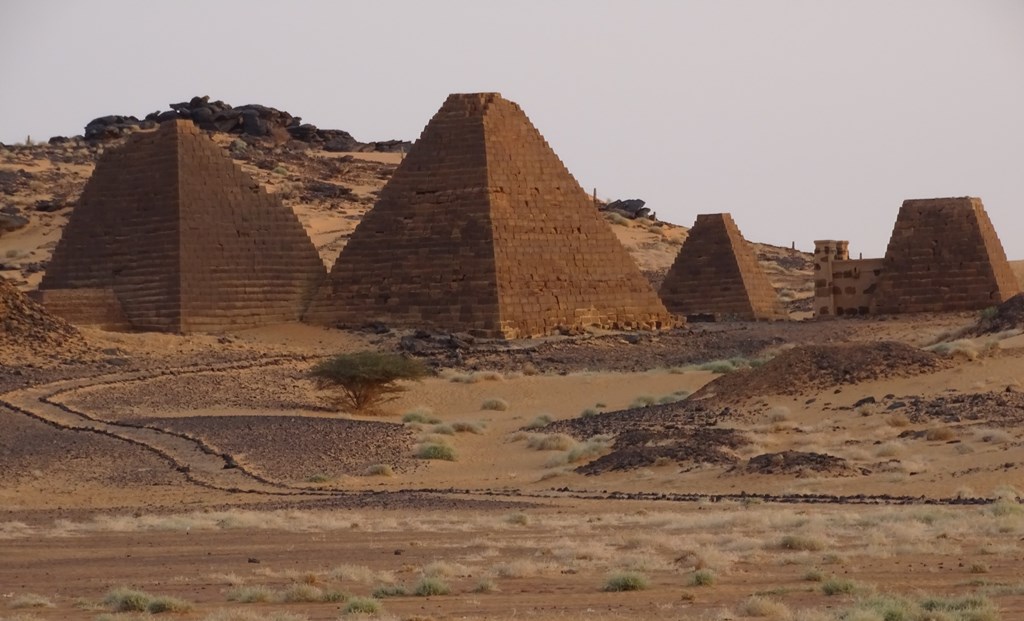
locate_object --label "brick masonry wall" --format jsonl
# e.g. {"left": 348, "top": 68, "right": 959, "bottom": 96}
{"left": 40, "top": 120, "right": 326, "bottom": 332}
{"left": 659, "top": 213, "right": 785, "bottom": 320}
{"left": 29, "top": 289, "right": 131, "bottom": 330}
{"left": 306, "top": 93, "right": 674, "bottom": 338}
{"left": 872, "top": 197, "right": 1020, "bottom": 314}
{"left": 174, "top": 121, "right": 327, "bottom": 332}
{"left": 41, "top": 125, "right": 183, "bottom": 331}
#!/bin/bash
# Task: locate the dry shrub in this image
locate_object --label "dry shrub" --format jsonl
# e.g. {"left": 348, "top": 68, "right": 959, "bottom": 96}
{"left": 925, "top": 427, "right": 956, "bottom": 442}
{"left": 886, "top": 412, "right": 911, "bottom": 427}
{"left": 526, "top": 433, "right": 577, "bottom": 451}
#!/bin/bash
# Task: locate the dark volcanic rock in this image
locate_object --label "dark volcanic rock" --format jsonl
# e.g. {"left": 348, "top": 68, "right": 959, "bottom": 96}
{"left": 77, "top": 95, "right": 411, "bottom": 153}
{"left": 744, "top": 451, "right": 862, "bottom": 477}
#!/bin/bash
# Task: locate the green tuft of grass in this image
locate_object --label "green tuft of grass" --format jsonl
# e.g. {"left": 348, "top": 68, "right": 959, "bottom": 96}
{"left": 451, "top": 420, "right": 485, "bottom": 434}
{"left": 778, "top": 534, "right": 825, "bottom": 551}
{"left": 146, "top": 595, "right": 194, "bottom": 613}
{"left": 604, "top": 570, "right": 649, "bottom": 592}
{"left": 699, "top": 359, "right": 738, "bottom": 374}
{"left": 689, "top": 569, "right": 715, "bottom": 586}
{"left": 413, "top": 577, "right": 450, "bottom": 596}
{"left": 526, "top": 433, "right": 576, "bottom": 451}
{"left": 505, "top": 512, "right": 529, "bottom": 525}
{"left": 227, "top": 585, "right": 274, "bottom": 603}
{"left": 472, "top": 579, "right": 498, "bottom": 593}
{"left": 402, "top": 408, "right": 440, "bottom": 424}
{"left": 416, "top": 443, "right": 457, "bottom": 461}
{"left": 280, "top": 583, "right": 326, "bottom": 603}
{"left": 821, "top": 577, "right": 858, "bottom": 596}
{"left": 481, "top": 398, "right": 509, "bottom": 411}
{"left": 103, "top": 587, "right": 152, "bottom": 612}
{"left": 431, "top": 423, "right": 455, "bottom": 435}
{"left": 344, "top": 596, "right": 382, "bottom": 614}
{"left": 524, "top": 414, "right": 553, "bottom": 429}
{"left": 371, "top": 584, "right": 408, "bottom": 598}
{"left": 565, "top": 437, "right": 611, "bottom": 463}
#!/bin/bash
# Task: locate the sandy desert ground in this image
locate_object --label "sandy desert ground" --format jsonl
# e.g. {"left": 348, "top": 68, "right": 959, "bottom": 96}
{"left": 3, "top": 135, "right": 1024, "bottom": 621}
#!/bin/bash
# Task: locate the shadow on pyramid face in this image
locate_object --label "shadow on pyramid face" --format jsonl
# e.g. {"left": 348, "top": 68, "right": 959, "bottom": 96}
{"left": 304, "top": 92, "right": 677, "bottom": 339}
{"left": 37, "top": 120, "right": 327, "bottom": 333}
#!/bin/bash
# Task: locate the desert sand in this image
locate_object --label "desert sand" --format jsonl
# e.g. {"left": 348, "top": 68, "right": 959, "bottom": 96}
{"left": 3, "top": 135, "right": 1024, "bottom": 621}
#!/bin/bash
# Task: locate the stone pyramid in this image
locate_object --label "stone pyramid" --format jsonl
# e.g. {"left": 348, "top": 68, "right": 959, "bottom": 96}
{"left": 871, "top": 197, "right": 1019, "bottom": 314}
{"left": 658, "top": 213, "right": 785, "bottom": 320}
{"left": 305, "top": 92, "right": 673, "bottom": 338}
{"left": 38, "top": 120, "right": 326, "bottom": 332}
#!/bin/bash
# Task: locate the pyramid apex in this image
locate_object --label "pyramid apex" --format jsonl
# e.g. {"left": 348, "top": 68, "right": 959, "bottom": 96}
{"left": 437, "top": 92, "right": 510, "bottom": 116}
{"left": 156, "top": 118, "right": 199, "bottom": 135}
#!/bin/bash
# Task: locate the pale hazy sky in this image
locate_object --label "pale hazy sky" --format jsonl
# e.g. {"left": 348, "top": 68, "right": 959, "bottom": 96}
{"left": 2, "top": 1, "right": 1022, "bottom": 258}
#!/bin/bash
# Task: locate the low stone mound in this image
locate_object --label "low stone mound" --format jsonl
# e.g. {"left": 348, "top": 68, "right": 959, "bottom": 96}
{"left": 962, "top": 293, "right": 1024, "bottom": 337}
{"left": 133, "top": 415, "right": 418, "bottom": 482}
{"left": 574, "top": 427, "right": 748, "bottom": 475}
{"left": 0, "top": 278, "right": 84, "bottom": 354}
{"left": 742, "top": 451, "right": 862, "bottom": 477}
{"left": 693, "top": 341, "right": 949, "bottom": 402}
{"left": 884, "top": 390, "right": 1024, "bottom": 427}
{"left": 542, "top": 404, "right": 746, "bottom": 474}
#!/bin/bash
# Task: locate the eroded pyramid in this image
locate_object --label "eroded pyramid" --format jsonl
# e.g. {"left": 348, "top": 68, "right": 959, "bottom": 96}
{"left": 304, "top": 92, "right": 673, "bottom": 338}
{"left": 871, "top": 197, "right": 1019, "bottom": 314}
{"left": 38, "top": 120, "right": 326, "bottom": 332}
{"left": 658, "top": 213, "right": 785, "bottom": 320}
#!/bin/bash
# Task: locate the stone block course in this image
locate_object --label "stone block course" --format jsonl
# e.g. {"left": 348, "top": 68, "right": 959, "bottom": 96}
{"left": 871, "top": 197, "right": 1019, "bottom": 314}
{"left": 658, "top": 213, "right": 785, "bottom": 320}
{"left": 305, "top": 92, "right": 673, "bottom": 338}
{"left": 40, "top": 120, "right": 326, "bottom": 332}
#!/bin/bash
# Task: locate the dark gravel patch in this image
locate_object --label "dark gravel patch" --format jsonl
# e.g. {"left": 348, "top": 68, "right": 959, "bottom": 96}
{"left": 574, "top": 427, "right": 748, "bottom": 475}
{"left": 882, "top": 390, "right": 1024, "bottom": 427}
{"left": 0, "top": 405, "right": 184, "bottom": 487}
{"left": 692, "top": 341, "right": 950, "bottom": 403}
{"left": 132, "top": 415, "right": 419, "bottom": 481}
{"left": 742, "top": 451, "right": 864, "bottom": 477}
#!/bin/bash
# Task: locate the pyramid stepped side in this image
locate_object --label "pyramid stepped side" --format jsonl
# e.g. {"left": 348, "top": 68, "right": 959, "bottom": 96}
{"left": 175, "top": 121, "right": 327, "bottom": 331}
{"left": 480, "top": 97, "right": 674, "bottom": 338}
{"left": 872, "top": 197, "right": 1020, "bottom": 314}
{"left": 304, "top": 94, "right": 503, "bottom": 335}
{"left": 659, "top": 213, "right": 785, "bottom": 320}
{"left": 40, "top": 127, "right": 183, "bottom": 331}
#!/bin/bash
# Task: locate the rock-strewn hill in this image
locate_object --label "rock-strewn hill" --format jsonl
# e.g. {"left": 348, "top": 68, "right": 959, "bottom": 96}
{"left": 61, "top": 95, "right": 410, "bottom": 153}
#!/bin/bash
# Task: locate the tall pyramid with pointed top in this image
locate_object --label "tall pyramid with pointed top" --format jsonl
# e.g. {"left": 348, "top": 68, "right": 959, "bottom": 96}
{"left": 38, "top": 120, "right": 326, "bottom": 332}
{"left": 871, "top": 197, "right": 1019, "bottom": 314}
{"left": 304, "top": 92, "right": 673, "bottom": 338}
{"left": 658, "top": 213, "right": 785, "bottom": 320}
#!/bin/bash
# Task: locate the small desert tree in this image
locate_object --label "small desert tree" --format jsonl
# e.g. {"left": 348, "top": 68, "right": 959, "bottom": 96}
{"left": 310, "top": 352, "right": 428, "bottom": 414}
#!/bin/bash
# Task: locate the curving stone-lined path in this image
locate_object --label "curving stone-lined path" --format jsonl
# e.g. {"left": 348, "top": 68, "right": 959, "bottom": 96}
{"left": 0, "top": 358, "right": 322, "bottom": 496}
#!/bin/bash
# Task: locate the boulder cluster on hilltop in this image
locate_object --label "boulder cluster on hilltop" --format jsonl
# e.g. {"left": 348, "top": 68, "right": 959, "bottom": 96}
{"left": 49, "top": 95, "right": 410, "bottom": 153}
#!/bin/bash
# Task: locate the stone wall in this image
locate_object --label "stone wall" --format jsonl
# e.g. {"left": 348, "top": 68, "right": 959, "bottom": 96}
{"left": 872, "top": 197, "right": 1019, "bottom": 314}
{"left": 29, "top": 289, "right": 130, "bottom": 330}
{"left": 813, "top": 240, "right": 883, "bottom": 317}
{"left": 40, "top": 120, "right": 326, "bottom": 332}
{"left": 659, "top": 213, "right": 785, "bottom": 320}
{"left": 305, "top": 93, "right": 674, "bottom": 338}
